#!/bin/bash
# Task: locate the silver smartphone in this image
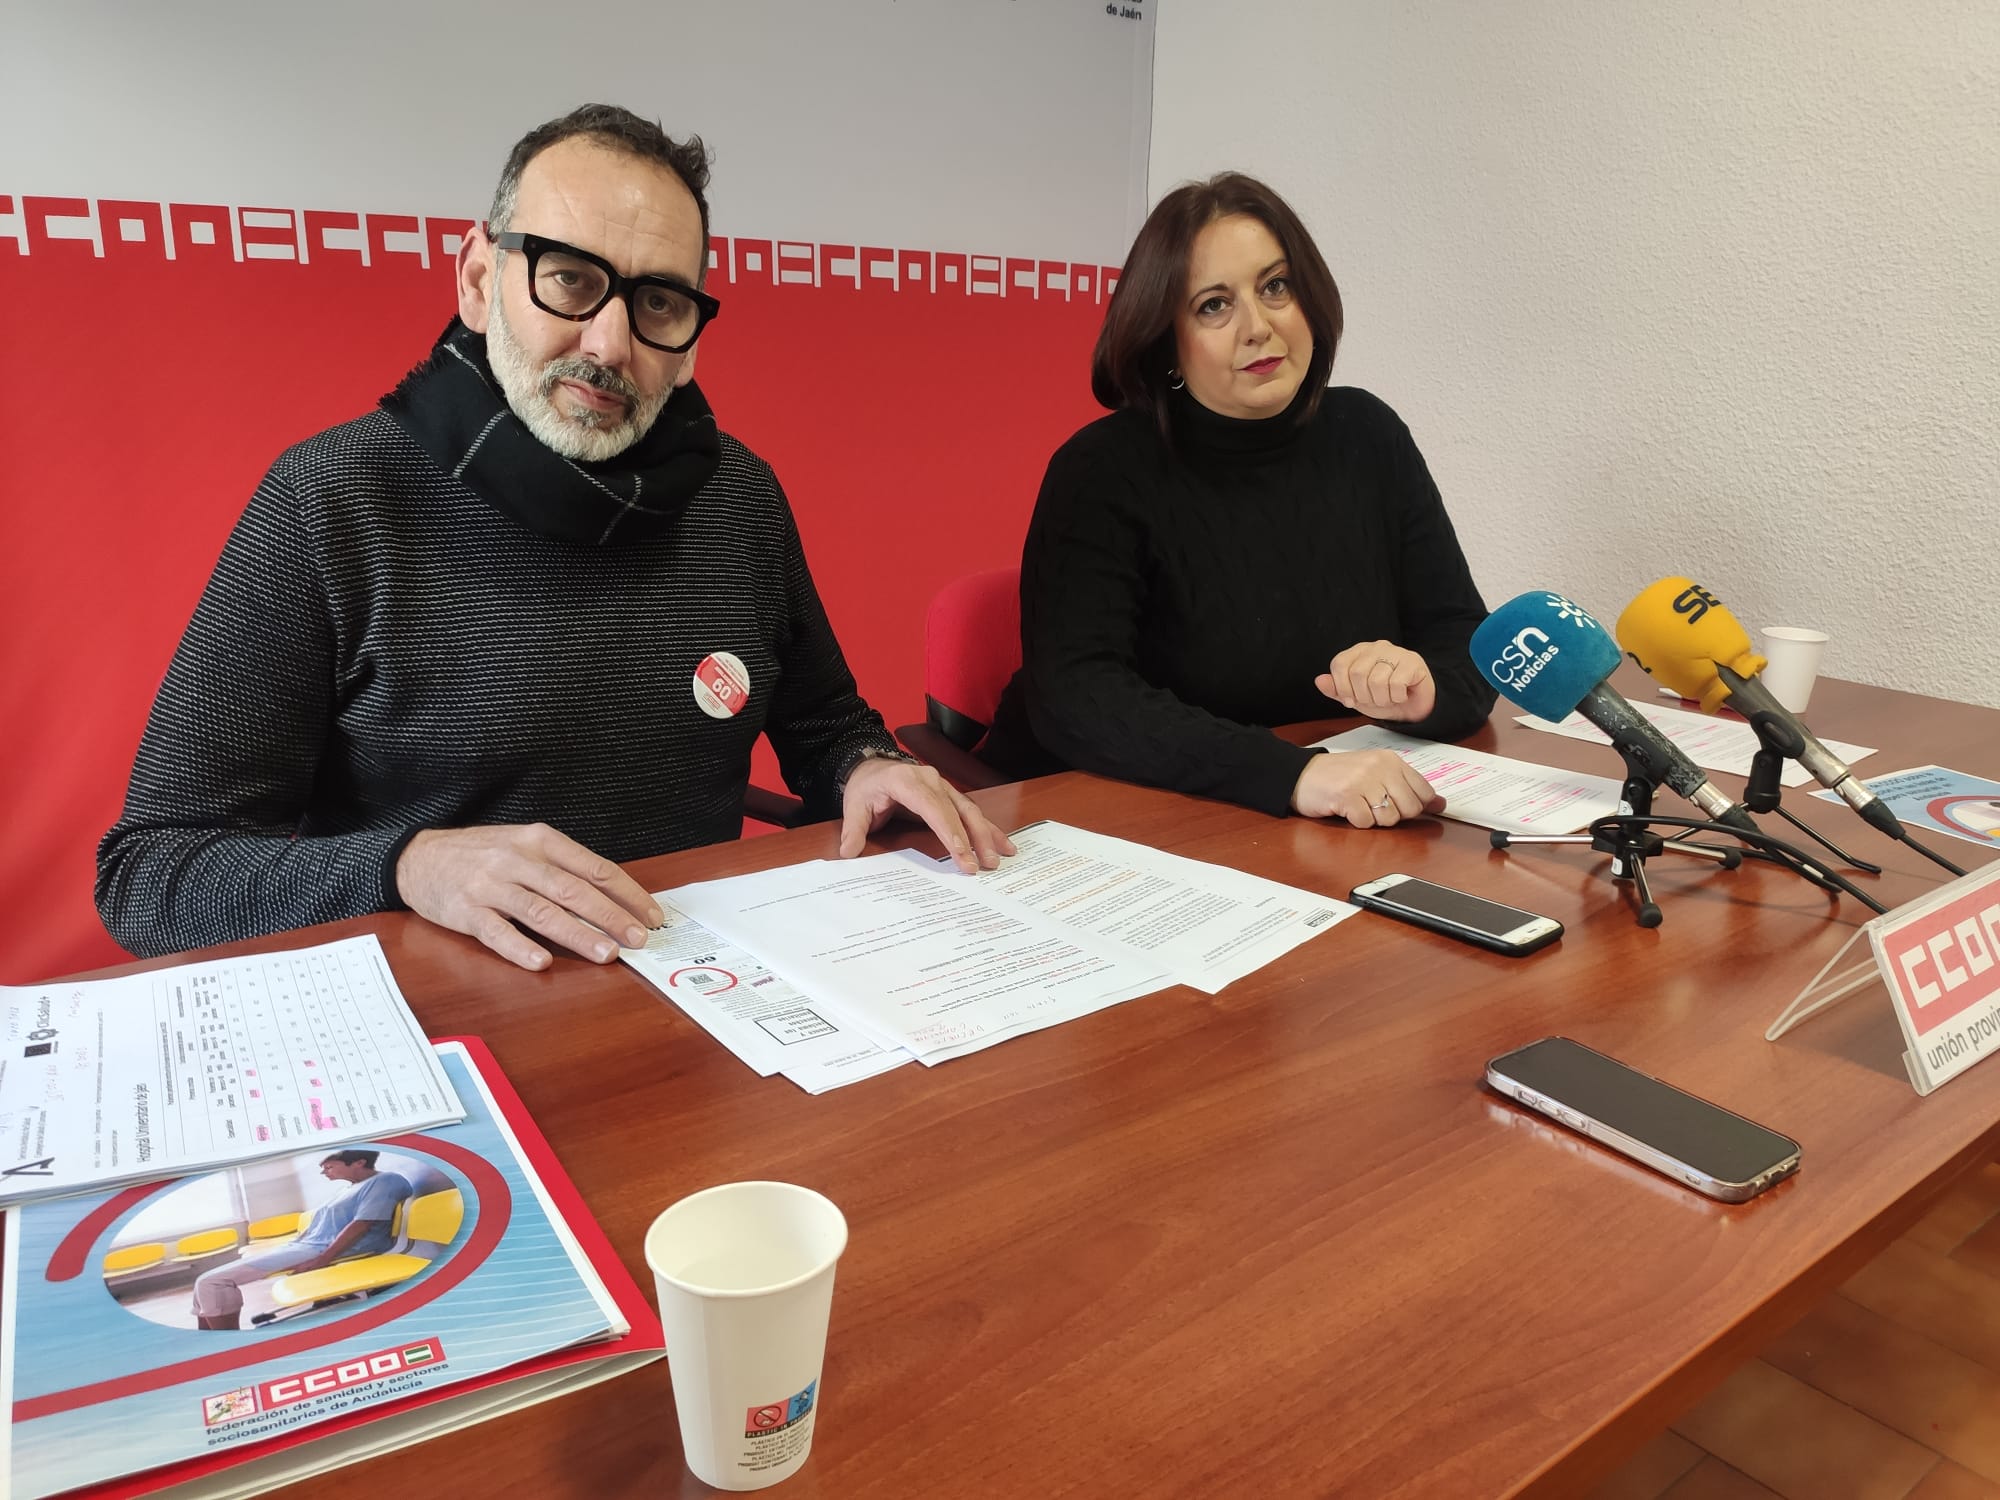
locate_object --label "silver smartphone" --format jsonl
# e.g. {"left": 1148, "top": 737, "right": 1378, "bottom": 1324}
{"left": 1348, "top": 873, "right": 1563, "bottom": 956}
{"left": 1486, "top": 1037, "right": 1801, "bottom": 1203}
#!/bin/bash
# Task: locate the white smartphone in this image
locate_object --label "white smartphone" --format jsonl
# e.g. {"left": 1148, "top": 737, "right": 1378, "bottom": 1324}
{"left": 1486, "top": 1036, "right": 1802, "bottom": 1203}
{"left": 1347, "top": 874, "right": 1563, "bottom": 956}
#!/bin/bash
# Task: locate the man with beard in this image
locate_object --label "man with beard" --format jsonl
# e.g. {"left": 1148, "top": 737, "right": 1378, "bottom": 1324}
{"left": 97, "top": 104, "right": 1013, "bottom": 972}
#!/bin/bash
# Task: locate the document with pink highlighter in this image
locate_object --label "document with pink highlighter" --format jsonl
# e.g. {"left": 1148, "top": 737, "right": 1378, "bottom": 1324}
{"left": 621, "top": 822, "right": 1357, "bottom": 1082}
{"left": 1313, "top": 724, "right": 1626, "bottom": 834}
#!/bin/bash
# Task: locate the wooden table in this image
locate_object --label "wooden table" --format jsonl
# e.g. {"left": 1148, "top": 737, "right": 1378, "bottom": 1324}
{"left": 45, "top": 674, "right": 2000, "bottom": 1497}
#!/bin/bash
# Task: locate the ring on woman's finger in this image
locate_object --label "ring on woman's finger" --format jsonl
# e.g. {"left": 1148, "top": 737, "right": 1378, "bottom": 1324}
{"left": 1370, "top": 793, "right": 1393, "bottom": 811}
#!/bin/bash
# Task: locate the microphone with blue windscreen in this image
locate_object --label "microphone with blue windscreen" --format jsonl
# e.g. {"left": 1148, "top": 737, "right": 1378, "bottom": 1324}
{"left": 1470, "top": 591, "right": 1758, "bottom": 832}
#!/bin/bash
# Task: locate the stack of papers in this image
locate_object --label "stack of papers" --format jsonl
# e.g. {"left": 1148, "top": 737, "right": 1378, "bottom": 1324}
{"left": 1, "top": 1039, "right": 660, "bottom": 1499}
{"left": 622, "top": 822, "right": 1356, "bottom": 1090}
{"left": 0, "top": 936, "right": 464, "bottom": 1207}
{"left": 620, "top": 909, "right": 909, "bottom": 1095}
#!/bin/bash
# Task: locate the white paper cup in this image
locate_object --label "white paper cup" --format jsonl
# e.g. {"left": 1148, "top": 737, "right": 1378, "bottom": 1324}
{"left": 645, "top": 1182, "right": 848, "bottom": 1491}
{"left": 1758, "top": 626, "right": 1830, "bottom": 713}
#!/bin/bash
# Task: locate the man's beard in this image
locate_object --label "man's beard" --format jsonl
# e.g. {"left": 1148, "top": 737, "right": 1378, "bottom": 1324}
{"left": 486, "top": 292, "right": 673, "bottom": 463}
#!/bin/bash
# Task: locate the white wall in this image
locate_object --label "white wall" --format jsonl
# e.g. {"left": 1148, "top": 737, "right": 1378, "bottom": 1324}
{"left": 2, "top": 0, "right": 1153, "bottom": 261}
{"left": 1152, "top": 1, "right": 1999, "bottom": 707}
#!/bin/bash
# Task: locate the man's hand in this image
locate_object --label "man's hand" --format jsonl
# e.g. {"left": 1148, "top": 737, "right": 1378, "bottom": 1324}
{"left": 395, "top": 824, "right": 663, "bottom": 972}
{"left": 838, "top": 757, "right": 1017, "bottom": 874}
{"left": 1290, "top": 749, "right": 1444, "bottom": 827}
{"left": 1316, "top": 640, "right": 1438, "bottom": 722}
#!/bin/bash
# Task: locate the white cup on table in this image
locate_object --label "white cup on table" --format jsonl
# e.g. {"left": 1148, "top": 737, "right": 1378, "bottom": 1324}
{"left": 644, "top": 1181, "right": 849, "bottom": 1491}
{"left": 1758, "top": 626, "right": 1830, "bottom": 713}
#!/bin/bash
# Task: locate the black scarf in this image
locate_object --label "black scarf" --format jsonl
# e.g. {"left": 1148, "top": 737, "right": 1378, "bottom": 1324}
{"left": 380, "top": 319, "right": 722, "bottom": 545}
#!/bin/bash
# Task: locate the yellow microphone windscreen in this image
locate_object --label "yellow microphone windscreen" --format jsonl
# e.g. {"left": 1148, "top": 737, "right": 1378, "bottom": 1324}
{"left": 1615, "top": 577, "right": 1768, "bottom": 715}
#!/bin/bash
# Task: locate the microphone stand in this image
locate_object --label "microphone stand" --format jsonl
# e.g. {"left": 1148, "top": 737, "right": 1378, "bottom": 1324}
{"left": 1739, "top": 714, "right": 1883, "bottom": 875}
{"left": 1736, "top": 706, "right": 1969, "bottom": 880}
{"left": 1488, "top": 749, "right": 1742, "bottom": 929}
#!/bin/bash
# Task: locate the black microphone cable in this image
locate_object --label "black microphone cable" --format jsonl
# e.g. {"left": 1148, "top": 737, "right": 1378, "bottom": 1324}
{"left": 1895, "top": 828, "right": 1969, "bottom": 879}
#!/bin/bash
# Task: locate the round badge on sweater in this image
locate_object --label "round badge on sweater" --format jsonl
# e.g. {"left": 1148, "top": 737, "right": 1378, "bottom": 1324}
{"left": 692, "top": 651, "right": 752, "bottom": 719}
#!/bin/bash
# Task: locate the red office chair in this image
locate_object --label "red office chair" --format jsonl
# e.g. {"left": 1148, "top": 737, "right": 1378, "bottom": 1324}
{"left": 744, "top": 783, "right": 809, "bottom": 828}
{"left": 894, "top": 566, "right": 1020, "bottom": 790}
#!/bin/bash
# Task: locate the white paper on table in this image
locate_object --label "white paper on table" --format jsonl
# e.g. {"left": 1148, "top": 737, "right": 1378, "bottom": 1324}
{"left": 1312, "top": 724, "right": 1626, "bottom": 834}
{"left": 954, "top": 821, "right": 1356, "bottom": 994}
{"left": 1513, "top": 699, "right": 1874, "bottom": 786}
{"left": 0, "top": 935, "right": 463, "bottom": 1206}
{"left": 619, "top": 900, "right": 912, "bottom": 1093}
{"left": 666, "top": 853, "right": 1172, "bottom": 1064}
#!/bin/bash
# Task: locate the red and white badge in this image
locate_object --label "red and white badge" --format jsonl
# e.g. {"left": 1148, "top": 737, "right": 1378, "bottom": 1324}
{"left": 693, "top": 651, "right": 752, "bottom": 719}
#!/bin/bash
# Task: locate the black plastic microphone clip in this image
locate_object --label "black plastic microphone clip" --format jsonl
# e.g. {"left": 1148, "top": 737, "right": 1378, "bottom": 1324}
{"left": 1740, "top": 712, "right": 1883, "bottom": 875}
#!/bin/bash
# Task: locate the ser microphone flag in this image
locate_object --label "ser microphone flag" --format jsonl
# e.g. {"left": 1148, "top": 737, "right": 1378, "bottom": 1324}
{"left": 1615, "top": 577, "right": 1903, "bottom": 839}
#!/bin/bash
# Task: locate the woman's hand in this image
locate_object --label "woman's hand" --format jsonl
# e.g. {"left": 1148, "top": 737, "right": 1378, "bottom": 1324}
{"left": 1317, "top": 640, "right": 1437, "bottom": 722}
{"left": 1290, "top": 749, "right": 1443, "bottom": 827}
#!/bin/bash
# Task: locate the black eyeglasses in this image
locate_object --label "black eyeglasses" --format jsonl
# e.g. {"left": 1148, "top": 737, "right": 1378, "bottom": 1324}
{"left": 493, "top": 231, "right": 720, "bottom": 353}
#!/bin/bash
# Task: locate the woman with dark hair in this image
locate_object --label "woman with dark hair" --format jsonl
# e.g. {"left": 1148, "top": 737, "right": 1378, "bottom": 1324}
{"left": 981, "top": 172, "right": 1493, "bottom": 827}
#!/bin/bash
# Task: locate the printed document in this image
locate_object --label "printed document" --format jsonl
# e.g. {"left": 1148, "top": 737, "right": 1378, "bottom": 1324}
{"left": 621, "top": 902, "right": 913, "bottom": 1093}
{"left": 667, "top": 852, "right": 1172, "bottom": 1063}
{"left": 963, "top": 821, "right": 1355, "bottom": 993}
{"left": 1313, "top": 724, "right": 1625, "bottom": 834}
{"left": 661, "top": 824, "right": 1358, "bottom": 1068}
{"left": 1515, "top": 700, "right": 1873, "bottom": 785}
{"left": 0, "top": 935, "right": 463, "bottom": 1206}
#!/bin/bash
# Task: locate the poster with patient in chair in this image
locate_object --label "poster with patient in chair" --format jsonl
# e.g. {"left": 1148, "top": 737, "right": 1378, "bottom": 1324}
{"left": 0, "top": 1040, "right": 662, "bottom": 1500}
{"left": 101, "top": 1144, "right": 449, "bottom": 1334}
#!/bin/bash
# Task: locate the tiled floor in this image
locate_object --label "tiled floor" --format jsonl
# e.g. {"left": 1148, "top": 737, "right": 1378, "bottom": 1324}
{"left": 1591, "top": 1164, "right": 2000, "bottom": 1500}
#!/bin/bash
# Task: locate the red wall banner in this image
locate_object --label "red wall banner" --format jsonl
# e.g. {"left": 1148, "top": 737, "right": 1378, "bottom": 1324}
{"left": 0, "top": 196, "right": 1113, "bottom": 980}
{"left": 0, "top": 1, "right": 1154, "bottom": 981}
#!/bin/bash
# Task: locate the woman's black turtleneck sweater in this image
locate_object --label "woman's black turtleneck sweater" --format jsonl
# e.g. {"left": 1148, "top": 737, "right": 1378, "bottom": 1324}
{"left": 982, "top": 384, "right": 1494, "bottom": 816}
